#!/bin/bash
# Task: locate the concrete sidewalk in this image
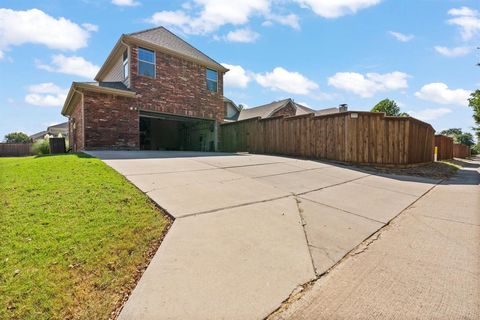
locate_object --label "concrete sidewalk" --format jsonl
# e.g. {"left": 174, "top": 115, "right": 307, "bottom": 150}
{"left": 271, "top": 157, "right": 480, "bottom": 320}
{"left": 87, "top": 151, "right": 443, "bottom": 319}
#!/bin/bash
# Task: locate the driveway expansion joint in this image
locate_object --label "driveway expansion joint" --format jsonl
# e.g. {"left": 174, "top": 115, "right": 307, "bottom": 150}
{"left": 175, "top": 194, "right": 294, "bottom": 219}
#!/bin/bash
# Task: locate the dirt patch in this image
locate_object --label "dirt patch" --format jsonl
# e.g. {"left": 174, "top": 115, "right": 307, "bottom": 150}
{"left": 355, "top": 160, "right": 463, "bottom": 179}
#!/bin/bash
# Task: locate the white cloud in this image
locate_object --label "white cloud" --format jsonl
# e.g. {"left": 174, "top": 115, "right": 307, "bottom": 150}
{"left": 264, "top": 13, "right": 300, "bottom": 30}
{"left": 328, "top": 71, "right": 409, "bottom": 98}
{"left": 25, "top": 83, "right": 68, "bottom": 107}
{"left": 148, "top": 0, "right": 270, "bottom": 34}
{"left": 82, "top": 23, "right": 99, "bottom": 32}
{"left": 415, "top": 83, "right": 470, "bottom": 106}
{"left": 408, "top": 108, "right": 452, "bottom": 121}
{"left": 225, "top": 28, "right": 260, "bottom": 43}
{"left": 37, "top": 54, "right": 100, "bottom": 79}
{"left": 0, "top": 8, "right": 93, "bottom": 55}
{"left": 447, "top": 6, "right": 480, "bottom": 40}
{"left": 255, "top": 67, "right": 319, "bottom": 95}
{"left": 388, "top": 31, "right": 414, "bottom": 42}
{"left": 294, "top": 0, "right": 381, "bottom": 18}
{"left": 0, "top": 50, "right": 3, "bottom": 60}
{"left": 111, "top": 0, "right": 140, "bottom": 6}
{"left": 222, "top": 63, "right": 251, "bottom": 88}
{"left": 434, "top": 46, "right": 471, "bottom": 57}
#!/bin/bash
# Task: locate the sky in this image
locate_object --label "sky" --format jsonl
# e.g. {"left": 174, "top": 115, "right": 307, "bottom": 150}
{"left": 0, "top": 0, "right": 479, "bottom": 140}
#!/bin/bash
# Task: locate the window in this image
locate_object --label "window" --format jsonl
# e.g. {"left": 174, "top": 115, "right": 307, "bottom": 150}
{"left": 206, "top": 68, "right": 218, "bottom": 92}
{"left": 138, "top": 47, "right": 155, "bottom": 78}
{"left": 123, "top": 49, "right": 129, "bottom": 79}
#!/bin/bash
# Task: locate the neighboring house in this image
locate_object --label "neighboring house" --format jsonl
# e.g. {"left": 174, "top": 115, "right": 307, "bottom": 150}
{"left": 61, "top": 26, "right": 228, "bottom": 152}
{"left": 30, "top": 122, "right": 69, "bottom": 141}
{"left": 237, "top": 98, "right": 344, "bottom": 121}
{"left": 223, "top": 97, "right": 241, "bottom": 122}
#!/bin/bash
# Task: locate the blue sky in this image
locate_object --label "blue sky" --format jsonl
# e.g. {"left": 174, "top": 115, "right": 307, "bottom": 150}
{"left": 0, "top": 0, "right": 479, "bottom": 140}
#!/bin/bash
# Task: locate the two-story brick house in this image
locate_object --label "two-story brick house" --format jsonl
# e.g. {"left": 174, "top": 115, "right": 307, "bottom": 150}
{"left": 61, "top": 27, "right": 228, "bottom": 152}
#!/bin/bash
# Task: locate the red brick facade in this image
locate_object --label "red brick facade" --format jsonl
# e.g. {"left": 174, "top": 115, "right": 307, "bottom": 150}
{"left": 68, "top": 45, "right": 225, "bottom": 151}
{"left": 83, "top": 91, "right": 138, "bottom": 150}
{"left": 69, "top": 99, "right": 84, "bottom": 152}
{"left": 130, "top": 45, "right": 225, "bottom": 123}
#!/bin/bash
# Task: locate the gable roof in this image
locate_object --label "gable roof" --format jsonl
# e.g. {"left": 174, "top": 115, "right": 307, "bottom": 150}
{"left": 237, "top": 98, "right": 342, "bottom": 121}
{"left": 95, "top": 26, "right": 228, "bottom": 81}
{"left": 237, "top": 99, "right": 317, "bottom": 121}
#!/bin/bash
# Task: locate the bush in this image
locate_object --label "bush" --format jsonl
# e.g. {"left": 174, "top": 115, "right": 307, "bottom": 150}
{"left": 32, "top": 139, "right": 50, "bottom": 155}
{"left": 471, "top": 144, "right": 480, "bottom": 155}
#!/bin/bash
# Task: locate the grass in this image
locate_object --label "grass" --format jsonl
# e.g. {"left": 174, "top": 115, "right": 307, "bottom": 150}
{"left": 0, "top": 153, "right": 171, "bottom": 319}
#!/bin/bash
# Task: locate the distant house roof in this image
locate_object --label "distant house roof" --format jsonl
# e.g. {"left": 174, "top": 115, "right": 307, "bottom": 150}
{"left": 238, "top": 99, "right": 315, "bottom": 121}
{"left": 314, "top": 107, "right": 342, "bottom": 116}
{"left": 30, "top": 122, "right": 69, "bottom": 141}
{"left": 95, "top": 26, "right": 228, "bottom": 81}
{"left": 30, "top": 130, "right": 47, "bottom": 140}
{"left": 237, "top": 98, "right": 342, "bottom": 121}
{"left": 47, "top": 122, "right": 68, "bottom": 135}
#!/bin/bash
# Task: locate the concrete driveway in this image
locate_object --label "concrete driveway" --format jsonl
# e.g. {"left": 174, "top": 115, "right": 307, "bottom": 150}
{"left": 87, "top": 151, "right": 440, "bottom": 320}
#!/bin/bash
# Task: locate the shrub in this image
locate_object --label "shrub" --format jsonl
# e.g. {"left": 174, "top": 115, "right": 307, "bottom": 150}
{"left": 32, "top": 139, "right": 50, "bottom": 155}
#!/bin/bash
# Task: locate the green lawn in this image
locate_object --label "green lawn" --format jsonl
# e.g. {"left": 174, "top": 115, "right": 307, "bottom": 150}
{"left": 0, "top": 154, "right": 171, "bottom": 319}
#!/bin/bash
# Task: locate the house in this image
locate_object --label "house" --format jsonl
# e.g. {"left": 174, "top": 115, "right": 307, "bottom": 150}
{"left": 61, "top": 26, "right": 228, "bottom": 152}
{"left": 223, "top": 97, "right": 241, "bottom": 122}
{"left": 30, "top": 122, "right": 69, "bottom": 141}
{"left": 236, "top": 98, "right": 344, "bottom": 121}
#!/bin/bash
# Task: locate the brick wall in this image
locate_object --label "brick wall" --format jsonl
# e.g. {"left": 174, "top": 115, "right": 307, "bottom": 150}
{"left": 130, "top": 45, "right": 225, "bottom": 123}
{"left": 271, "top": 103, "right": 296, "bottom": 118}
{"left": 69, "top": 99, "right": 84, "bottom": 152}
{"left": 83, "top": 91, "right": 138, "bottom": 150}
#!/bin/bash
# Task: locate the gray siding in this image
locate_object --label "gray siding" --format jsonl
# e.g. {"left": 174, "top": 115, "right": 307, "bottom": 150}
{"left": 103, "top": 49, "right": 130, "bottom": 87}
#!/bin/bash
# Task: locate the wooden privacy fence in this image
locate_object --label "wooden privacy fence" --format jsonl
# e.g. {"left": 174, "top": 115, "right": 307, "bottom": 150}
{"left": 453, "top": 144, "right": 470, "bottom": 158}
{"left": 220, "top": 112, "right": 435, "bottom": 166}
{"left": 0, "top": 143, "right": 34, "bottom": 157}
{"left": 434, "top": 135, "right": 453, "bottom": 160}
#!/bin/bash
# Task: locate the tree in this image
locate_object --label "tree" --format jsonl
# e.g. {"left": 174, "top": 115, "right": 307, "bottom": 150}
{"left": 440, "top": 128, "right": 475, "bottom": 147}
{"left": 4, "top": 132, "right": 31, "bottom": 143}
{"left": 468, "top": 90, "right": 480, "bottom": 140}
{"left": 371, "top": 99, "right": 409, "bottom": 117}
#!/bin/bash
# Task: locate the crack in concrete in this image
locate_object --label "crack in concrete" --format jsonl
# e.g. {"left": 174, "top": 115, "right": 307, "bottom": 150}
{"left": 293, "top": 196, "right": 317, "bottom": 275}
{"left": 265, "top": 175, "right": 447, "bottom": 320}
{"left": 350, "top": 232, "right": 381, "bottom": 256}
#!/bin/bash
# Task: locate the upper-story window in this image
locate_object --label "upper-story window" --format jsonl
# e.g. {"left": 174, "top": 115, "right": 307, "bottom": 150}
{"left": 138, "top": 47, "right": 155, "bottom": 78}
{"left": 123, "top": 49, "right": 129, "bottom": 79}
{"left": 206, "top": 68, "right": 218, "bottom": 92}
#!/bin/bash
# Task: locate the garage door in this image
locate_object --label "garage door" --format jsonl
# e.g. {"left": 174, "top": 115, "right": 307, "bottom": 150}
{"left": 139, "top": 111, "right": 216, "bottom": 151}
